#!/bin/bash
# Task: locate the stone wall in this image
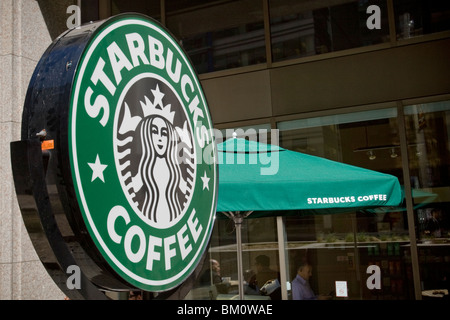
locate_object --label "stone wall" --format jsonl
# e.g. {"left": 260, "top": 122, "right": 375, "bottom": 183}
{"left": 0, "top": 0, "right": 70, "bottom": 300}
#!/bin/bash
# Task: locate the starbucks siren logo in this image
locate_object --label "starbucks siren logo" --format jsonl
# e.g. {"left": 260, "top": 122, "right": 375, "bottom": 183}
{"left": 69, "top": 15, "right": 217, "bottom": 292}
{"left": 115, "top": 76, "right": 195, "bottom": 229}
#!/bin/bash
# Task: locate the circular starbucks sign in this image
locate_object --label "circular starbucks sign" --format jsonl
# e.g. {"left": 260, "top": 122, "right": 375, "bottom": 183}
{"left": 69, "top": 14, "right": 217, "bottom": 292}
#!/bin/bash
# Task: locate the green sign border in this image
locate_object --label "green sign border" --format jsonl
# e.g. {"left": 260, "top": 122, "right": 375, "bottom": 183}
{"left": 68, "top": 14, "right": 218, "bottom": 292}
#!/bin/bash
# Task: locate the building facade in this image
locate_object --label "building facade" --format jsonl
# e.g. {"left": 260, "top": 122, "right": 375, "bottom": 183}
{"left": 1, "top": 0, "right": 449, "bottom": 299}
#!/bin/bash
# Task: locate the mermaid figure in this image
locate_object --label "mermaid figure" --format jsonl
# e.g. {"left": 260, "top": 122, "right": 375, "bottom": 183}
{"left": 116, "top": 83, "right": 193, "bottom": 229}
{"left": 138, "top": 114, "right": 183, "bottom": 225}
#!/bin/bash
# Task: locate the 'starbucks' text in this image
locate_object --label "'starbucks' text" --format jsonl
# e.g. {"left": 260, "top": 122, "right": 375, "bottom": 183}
{"left": 84, "top": 31, "right": 210, "bottom": 148}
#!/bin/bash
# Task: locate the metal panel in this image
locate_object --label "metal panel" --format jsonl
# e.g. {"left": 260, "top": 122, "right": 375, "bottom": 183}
{"left": 270, "top": 39, "right": 450, "bottom": 116}
{"left": 201, "top": 69, "right": 272, "bottom": 124}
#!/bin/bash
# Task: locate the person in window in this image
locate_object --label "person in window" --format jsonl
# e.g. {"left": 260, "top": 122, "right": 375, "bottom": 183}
{"left": 424, "top": 209, "right": 442, "bottom": 238}
{"left": 199, "top": 259, "right": 222, "bottom": 285}
{"left": 252, "top": 255, "right": 281, "bottom": 299}
{"left": 243, "top": 269, "right": 259, "bottom": 295}
{"left": 253, "top": 255, "right": 279, "bottom": 289}
{"left": 291, "top": 261, "right": 331, "bottom": 300}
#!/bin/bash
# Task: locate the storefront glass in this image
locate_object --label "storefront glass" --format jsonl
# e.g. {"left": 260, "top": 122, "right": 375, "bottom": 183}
{"left": 166, "top": 0, "right": 266, "bottom": 73}
{"left": 185, "top": 216, "right": 280, "bottom": 300}
{"left": 217, "top": 123, "right": 273, "bottom": 143}
{"left": 404, "top": 101, "right": 450, "bottom": 295}
{"left": 105, "top": 0, "right": 450, "bottom": 73}
{"left": 111, "top": 0, "right": 161, "bottom": 21}
{"left": 185, "top": 123, "right": 279, "bottom": 300}
{"left": 277, "top": 108, "right": 415, "bottom": 299}
{"left": 394, "top": 0, "right": 450, "bottom": 40}
{"left": 186, "top": 107, "right": 445, "bottom": 300}
{"left": 81, "top": 0, "right": 100, "bottom": 23}
{"left": 269, "top": 0, "right": 390, "bottom": 62}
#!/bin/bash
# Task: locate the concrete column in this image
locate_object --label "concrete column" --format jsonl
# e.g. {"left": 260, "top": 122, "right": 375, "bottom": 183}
{"left": 0, "top": 0, "right": 64, "bottom": 300}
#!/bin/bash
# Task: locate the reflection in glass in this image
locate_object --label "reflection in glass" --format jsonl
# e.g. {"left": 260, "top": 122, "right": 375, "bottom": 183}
{"left": 269, "top": 0, "right": 390, "bottom": 62}
{"left": 111, "top": 0, "right": 161, "bottom": 21}
{"left": 278, "top": 108, "right": 414, "bottom": 299}
{"left": 166, "top": 0, "right": 265, "bottom": 73}
{"left": 394, "top": 0, "right": 450, "bottom": 40}
{"left": 404, "top": 101, "right": 450, "bottom": 292}
{"left": 285, "top": 212, "right": 413, "bottom": 299}
{"left": 218, "top": 123, "right": 273, "bottom": 145}
{"left": 185, "top": 217, "right": 280, "bottom": 300}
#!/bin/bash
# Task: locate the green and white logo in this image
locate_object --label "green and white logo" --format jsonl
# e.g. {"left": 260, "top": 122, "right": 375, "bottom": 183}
{"left": 69, "top": 14, "right": 217, "bottom": 292}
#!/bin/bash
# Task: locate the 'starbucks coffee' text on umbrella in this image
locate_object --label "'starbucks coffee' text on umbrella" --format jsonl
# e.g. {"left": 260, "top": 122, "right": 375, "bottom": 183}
{"left": 217, "top": 138, "right": 403, "bottom": 214}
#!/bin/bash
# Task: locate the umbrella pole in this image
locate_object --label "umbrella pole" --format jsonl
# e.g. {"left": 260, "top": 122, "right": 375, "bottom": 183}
{"left": 224, "top": 211, "right": 252, "bottom": 300}
{"left": 234, "top": 214, "right": 244, "bottom": 300}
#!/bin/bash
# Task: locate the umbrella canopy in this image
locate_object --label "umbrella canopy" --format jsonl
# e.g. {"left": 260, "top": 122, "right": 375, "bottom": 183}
{"left": 215, "top": 137, "right": 404, "bottom": 300}
{"left": 367, "top": 188, "right": 437, "bottom": 213}
{"left": 217, "top": 138, "right": 403, "bottom": 214}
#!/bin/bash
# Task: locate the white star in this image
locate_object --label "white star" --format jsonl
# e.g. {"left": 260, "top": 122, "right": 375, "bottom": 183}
{"left": 201, "top": 171, "right": 210, "bottom": 191}
{"left": 151, "top": 84, "right": 165, "bottom": 108}
{"left": 88, "top": 154, "right": 108, "bottom": 182}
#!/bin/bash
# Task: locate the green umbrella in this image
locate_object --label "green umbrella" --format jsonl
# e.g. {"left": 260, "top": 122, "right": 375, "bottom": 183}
{"left": 217, "top": 138, "right": 403, "bottom": 213}
{"left": 367, "top": 188, "right": 437, "bottom": 213}
{"left": 215, "top": 137, "right": 403, "bottom": 299}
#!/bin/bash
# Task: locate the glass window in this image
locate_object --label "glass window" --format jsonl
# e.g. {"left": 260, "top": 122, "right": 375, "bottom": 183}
{"left": 185, "top": 216, "right": 280, "bottom": 300}
{"left": 278, "top": 108, "right": 415, "bottom": 300}
{"left": 81, "top": 0, "right": 99, "bottom": 23}
{"left": 166, "top": 0, "right": 266, "bottom": 73}
{"left": 404, "top": 101, "right": 450, "bottom": 293}
{"left": 185, "top": 123, "right": 278, "bottom": 300}
{"left": 394, "top": 0, "right": 450, "bottom": 40}
{"left": 217, "top": 123, "right": 273, "bottom": 144}
{"left": 269, "top": 0, "right": 390, "bottom": 62}
{"left": 111, "top": 0, "right": 161, "bottom": 21}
